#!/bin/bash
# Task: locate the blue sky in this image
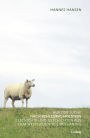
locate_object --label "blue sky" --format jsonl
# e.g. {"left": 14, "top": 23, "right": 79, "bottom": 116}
{"left": 0, "top": 0, "right": 90, "bottom": 107}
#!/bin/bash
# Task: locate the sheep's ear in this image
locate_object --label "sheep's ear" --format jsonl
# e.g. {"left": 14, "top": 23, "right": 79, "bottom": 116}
{"left": 26, "top": 79, "right": 28, "bottom": 83}
{"left": 32, "top": 79, "right": 35, "bottom": 81}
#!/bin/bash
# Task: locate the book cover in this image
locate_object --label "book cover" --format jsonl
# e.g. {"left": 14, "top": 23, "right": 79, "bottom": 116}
{"left": 0, "top": 0, "right": 90, "bottom": 138}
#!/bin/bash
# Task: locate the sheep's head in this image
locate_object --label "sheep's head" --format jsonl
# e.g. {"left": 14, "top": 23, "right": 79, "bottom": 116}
{"left": 25, "top": 79, "right": 35, "bottom": 89}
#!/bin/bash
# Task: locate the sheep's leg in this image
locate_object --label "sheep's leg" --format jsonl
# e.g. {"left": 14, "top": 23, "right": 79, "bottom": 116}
{"left": 3, "top": 98, "right": 8, "bottom": 108}
{"left": 12, "top": 100, "right": 15, "bottom": 108}
{"left": 21, "top": 98, "right": 24, "bottom": 108}
{"left": 26, "top": 99, "right": 28, "bottom": 108}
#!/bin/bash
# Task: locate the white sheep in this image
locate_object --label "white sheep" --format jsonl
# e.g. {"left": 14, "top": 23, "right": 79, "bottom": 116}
{"left": 3, "top": 79, "right": 35, "bottom": 108}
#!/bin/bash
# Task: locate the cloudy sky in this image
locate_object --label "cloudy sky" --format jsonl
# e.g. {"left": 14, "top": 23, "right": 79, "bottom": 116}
{"left": 0, "top": 0, "right": 90, "bottom": 108}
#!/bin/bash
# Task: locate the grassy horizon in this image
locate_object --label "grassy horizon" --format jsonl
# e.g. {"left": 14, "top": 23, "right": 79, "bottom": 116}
{"left": 0, "top": 108, "right": 90, "bottom": 138}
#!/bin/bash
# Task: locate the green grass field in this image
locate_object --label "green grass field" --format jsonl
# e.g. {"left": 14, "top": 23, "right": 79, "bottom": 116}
{"left": 0, "top": 108, "right": 90, "bottom": 138}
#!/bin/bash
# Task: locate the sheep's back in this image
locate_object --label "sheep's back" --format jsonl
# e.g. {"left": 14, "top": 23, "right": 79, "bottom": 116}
{"left": 4, "top": 84, "right": 24, "bottom": 97}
